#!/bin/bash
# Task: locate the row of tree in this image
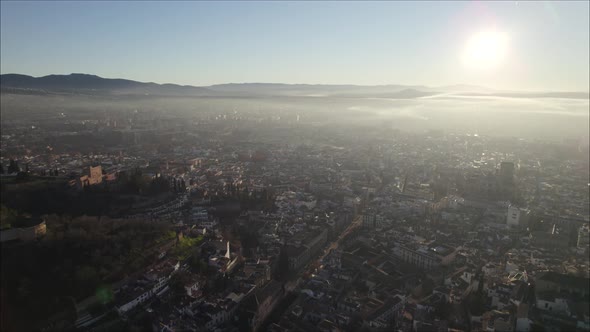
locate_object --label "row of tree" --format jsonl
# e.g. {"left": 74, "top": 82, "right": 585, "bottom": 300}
{"left": 115, "top": 168, "right": 186, "bottom": 195}
{"left": 1, "top": 215, "right": 172, "bottom": 331}
{"left": 1, "top": 159, "right": 22, "bottom": 174}
{"left": 0, "top": 159, "right": 62, "bottom": 177}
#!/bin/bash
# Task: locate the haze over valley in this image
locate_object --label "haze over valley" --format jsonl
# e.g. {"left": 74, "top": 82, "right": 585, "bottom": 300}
{"left": 1, "top": 2, "right": 589, "bottom": 332}
{"left": 2, "top": 73, "right": 588, "bottom": 141}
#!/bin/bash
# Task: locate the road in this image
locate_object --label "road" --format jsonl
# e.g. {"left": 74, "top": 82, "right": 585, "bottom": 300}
{"left": 323, "top": 215, "right": 362, "bottom": 258}
{"left": 302, "top": 214, "right": 363, "bottom": 279}
{"left": 283, "top": 215, "right": 362, "bottom": 292}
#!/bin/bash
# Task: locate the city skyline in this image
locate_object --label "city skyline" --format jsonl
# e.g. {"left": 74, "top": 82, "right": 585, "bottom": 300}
{"left": 1, "top": 2, "right": 589, "bottom": 331}
{"left": 1, "top": 1, "right": 589, "bottom": 91}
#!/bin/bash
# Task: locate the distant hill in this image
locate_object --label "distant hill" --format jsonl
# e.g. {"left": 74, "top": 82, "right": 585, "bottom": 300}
{"left": 0, "top": 73, "right": 211, "bottom": 97}
{"left": 1, "top": 73, "right": 139, "bottom": 89}
{"left": 0, "top": 74, "right": 440, "bottom": 98}
{"left": 1, "top": 73, "right": 588, "bottom": 99}
{"left": 457, "top": 91, "right": 590, "bottom": 99}
{"left": 206, "top": 83, "right": 437, "bottom": 97}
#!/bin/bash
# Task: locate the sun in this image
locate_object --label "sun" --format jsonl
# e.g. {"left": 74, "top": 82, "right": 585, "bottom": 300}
{"left": 462, "top": 29, "right": 509, "bottom": 70}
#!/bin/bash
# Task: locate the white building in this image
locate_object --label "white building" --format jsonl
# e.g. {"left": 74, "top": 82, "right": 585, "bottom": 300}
{"left": 536, "top": 296, "right": 570, "bottom": 316}
{"left": 507, "top": 205, "right": 529, "bottom": 228}
{"left": 577, "top": 224, "right": 590, "bottom": 250}
{"left": 393, "top": 243, "right": 457, "bottom": 270}
{"left": 366, "top": 295, "right": 406, "bottom": 328}
{"left": 115, "top": 260, "right": 179, "bottom": 314}
{"left": 200, "top": 219, "right": 218, "bottom": 230}
{"left": 516, "top": 303, "right": 532, "bottom": 332}
{"left": 507, "top": 205, "right": 521, "bottom": 227}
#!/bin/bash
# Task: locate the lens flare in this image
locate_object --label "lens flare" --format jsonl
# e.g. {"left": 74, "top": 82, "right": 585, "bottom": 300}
{"left": 462, "top": 29, "right": 509, "bottom": 70}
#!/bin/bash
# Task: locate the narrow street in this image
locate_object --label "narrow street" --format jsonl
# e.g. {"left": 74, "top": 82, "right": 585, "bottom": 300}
{"left": 262, "top": 215, "right": 363, "bottom": 330}
{"left": 286, "top": 214, "right": 362, "bottom": 292}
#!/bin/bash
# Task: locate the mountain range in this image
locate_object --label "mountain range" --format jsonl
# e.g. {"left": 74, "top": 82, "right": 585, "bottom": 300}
{"left": 1, "top": 73, "right": 588, "bottom": 99}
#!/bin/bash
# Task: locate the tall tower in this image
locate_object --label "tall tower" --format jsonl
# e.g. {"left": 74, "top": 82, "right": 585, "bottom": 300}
{"left": 506, "top": 205, "right": 520, "bottom": 228}
{"left": 577, "top": 225, "right": 590, "bottom": 250}
{"left": 225, "top": 241, "right": 231, "bottom": 259}
{"left": 500, "top": 162, "right": 514, "bottom": 185}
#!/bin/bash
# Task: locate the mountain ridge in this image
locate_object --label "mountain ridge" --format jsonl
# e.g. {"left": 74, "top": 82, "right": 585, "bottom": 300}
{"left": 1, "top": 73, "right": 588, "bottom": 99}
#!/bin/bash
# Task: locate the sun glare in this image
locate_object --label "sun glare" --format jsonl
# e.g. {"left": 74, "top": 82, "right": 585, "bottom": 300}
{"left": 462, "top": 29, "right": 509, "bottom": 70}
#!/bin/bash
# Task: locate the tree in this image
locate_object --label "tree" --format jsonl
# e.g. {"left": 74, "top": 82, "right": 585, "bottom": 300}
{"left": 8, "top": 159, "right": 19, "bottom": 174}
{"left": 75, "top": 266, "right": 99, "bottom": 295}
{"left": 15, "top": 171, "right": 29, "bottom": 182}
{"left": 213, "top": 274, "right": 229, "bottom": 292}
{"left": 422, "top": 277, "right": 435, "bottom": 296}
{"left": 274, "top": 246, "right": 290, "bottom": 281}
{"left": 169, "top": 271, "right": 190, "bottom": 294}
{"left": 237, "top": 308, "right": 252, "bottom": 332}
{"left": 241, "top": 229, "right": 259, "bottom": 256}
{"left": 189, "top": 254, "right": 207, "bottom": 273}
{"left": 241, "top": 187, "right": 249, "bottom": 201}
{"left": 149, "top": 176, "right": 170, "bottom": 195}
{"left": 17, "top": 277, "right": 33, "bottom": 298}
{"left": 0, "top": 205, "right": 18, "bottom": 229}
{"left": 261, "top": 188, "right": 269, "bottom": 201}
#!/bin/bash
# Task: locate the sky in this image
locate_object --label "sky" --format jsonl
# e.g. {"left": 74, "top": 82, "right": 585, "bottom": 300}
{"left": 1, "top": 1, "right": 589, "bottom": 91}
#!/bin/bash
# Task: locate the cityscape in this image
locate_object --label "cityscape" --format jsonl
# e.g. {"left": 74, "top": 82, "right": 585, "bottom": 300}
{"left": 0, "top": 1, "right": 589, "bottom": 332}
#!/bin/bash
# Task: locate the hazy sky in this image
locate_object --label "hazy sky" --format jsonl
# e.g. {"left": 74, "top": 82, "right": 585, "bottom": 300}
{"left": 1, "top": 1, "right": 588, "bottom": 91}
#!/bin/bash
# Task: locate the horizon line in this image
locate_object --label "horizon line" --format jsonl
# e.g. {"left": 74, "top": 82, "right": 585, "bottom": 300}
{"left": 1, "top": 72, "right": 589, "bottom": 94}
